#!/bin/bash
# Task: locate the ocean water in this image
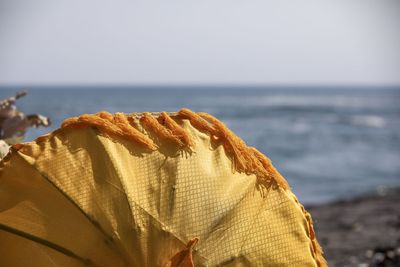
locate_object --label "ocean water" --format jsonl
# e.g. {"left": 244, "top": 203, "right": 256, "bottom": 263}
{"left": 1, "top": 86, "right": 399, "bottom": 204}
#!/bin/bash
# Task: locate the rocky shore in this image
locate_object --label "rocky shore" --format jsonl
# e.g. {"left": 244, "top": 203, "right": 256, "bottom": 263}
{"left": 308, "top": 188, "right": 400, "bottom": 267}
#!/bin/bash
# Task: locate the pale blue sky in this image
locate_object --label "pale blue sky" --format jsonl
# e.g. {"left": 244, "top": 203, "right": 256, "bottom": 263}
{"left": 0, "top": 0, "right": 399, "bottom": 86}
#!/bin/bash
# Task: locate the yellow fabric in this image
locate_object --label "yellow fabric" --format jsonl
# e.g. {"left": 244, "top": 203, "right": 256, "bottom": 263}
{"left": 0, "top": 113, "right": 325, "bottom": 266}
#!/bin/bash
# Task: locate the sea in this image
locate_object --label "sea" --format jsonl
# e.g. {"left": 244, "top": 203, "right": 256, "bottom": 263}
{"left": 1, "top": 86, "right": 399, "bottom": 205}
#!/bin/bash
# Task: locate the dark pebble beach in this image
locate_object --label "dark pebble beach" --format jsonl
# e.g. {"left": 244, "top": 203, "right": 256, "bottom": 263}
{"left": 308, "top": 188, "right": 400, "bottom": 267}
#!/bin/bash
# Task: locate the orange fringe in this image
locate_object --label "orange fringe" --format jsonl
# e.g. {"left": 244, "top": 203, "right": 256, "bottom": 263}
{"left": 175, "top": 109, "right": 290, "bottom": 190}
{"left": 61, "top": 112, "right": 157, "bottom": 150}
{"left": 301, "top": 206, "right": 327, "bottom": 267}
{"left": 175, "top": 109, "right": 216, "bottom": 136}
{"left": 61, "top": 109, "right": 289, "bottom": 189}
{"left": 158, "top": 112, "right": 194, "bottom": 148}
{"left": 140, "top": 112, "right": 185, "bottom": 148}
{"left": 96, "top": 111, "right": 114, "bottom": 121}
{"left": 250, "top": 147, "right": 290, "bottom": 190}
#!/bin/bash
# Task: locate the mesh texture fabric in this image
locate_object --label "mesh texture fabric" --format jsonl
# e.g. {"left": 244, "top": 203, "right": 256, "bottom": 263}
{"left": 0, "top": 111, "right": 326, "bottom": 266}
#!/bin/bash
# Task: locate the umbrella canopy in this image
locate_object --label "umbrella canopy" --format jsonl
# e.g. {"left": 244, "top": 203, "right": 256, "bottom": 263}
{"left": 0, "top": 109, "right": 326, "bottom": 267}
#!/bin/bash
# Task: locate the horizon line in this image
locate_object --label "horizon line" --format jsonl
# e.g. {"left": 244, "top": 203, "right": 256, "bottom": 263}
{"left": 1, "top": 83, "right": 400, "bottom": 89}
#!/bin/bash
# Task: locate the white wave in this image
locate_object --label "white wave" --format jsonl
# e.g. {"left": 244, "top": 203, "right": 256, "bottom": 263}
{"left": 350, "top": 115, "right": 387, "bottom": 128}
{"left": 227, "top": 95, "right": 382, "bottom": 109}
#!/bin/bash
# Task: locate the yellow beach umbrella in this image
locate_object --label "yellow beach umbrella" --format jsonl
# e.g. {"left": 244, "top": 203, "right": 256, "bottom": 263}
{"left": 0, "top": 109, "right": 326, "bottom": 267}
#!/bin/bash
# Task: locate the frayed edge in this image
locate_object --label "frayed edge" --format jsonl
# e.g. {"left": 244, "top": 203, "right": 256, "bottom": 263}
{"left": 61, "top": 112, "right": 157, "bottom": 150}
{"left": 158, "top": 112, "right": 194, "bottom": 149}
{"left": 60, "top": 109, "right": 289, "bottom": 190}
{"left": 306, "top": 212, "right": 328, "bottom": 267}
{"left": 298, "top": 204, "right": 327, "bottom": 267}
{"left": 175, "top": 109, "right": 215, "bottom": 136}
{"left": 176, "top": 108, "right": 290, "bottom": 190}
{"left": 140, "top": 112, "right": 185, "bottom": 148}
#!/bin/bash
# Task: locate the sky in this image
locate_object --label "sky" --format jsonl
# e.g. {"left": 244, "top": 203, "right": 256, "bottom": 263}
{"left": 0, "top": 0, "right": 399, "bottom": 86}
